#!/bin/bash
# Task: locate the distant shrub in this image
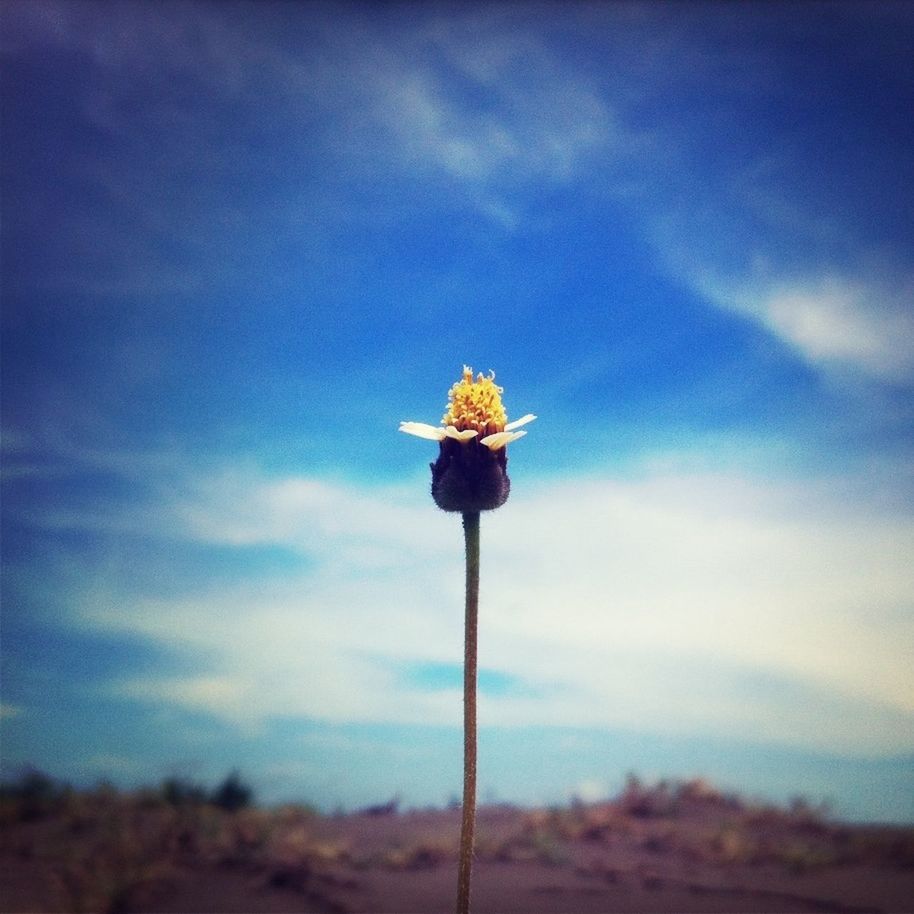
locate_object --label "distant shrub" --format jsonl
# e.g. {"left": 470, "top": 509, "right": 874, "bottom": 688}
{"left": 1, "top": 767, "right": 72, "bottom": 821}
{"left": 160, "top": 777, "right": 208, "bottom": 808}
{"left": 788, "top": 794, "right": 831, "bottom": 829}
{"left": 361, "top": 797, "right": 400, "bottom": 817}
{"left": 618, "top": 774, "right": 677, "bottom": 818}
{"left": 210, "top": 770, "right": 253, "bottom": 812}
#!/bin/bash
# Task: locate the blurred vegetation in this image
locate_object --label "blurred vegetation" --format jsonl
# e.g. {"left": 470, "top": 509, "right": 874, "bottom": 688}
{"left": 211, "top": 769, "right": 254, "bottom": 812}
{"left": 1, "top": 768, "right": 912, "bottom": 913}
{"left": 0, "top": 766, "right": 256, "bottom": 821}
{"left": 0, "top": 767, "right": 74, "bottom": 822}
{"left": 0, "top": 768, "right": 269, "bottom": 913}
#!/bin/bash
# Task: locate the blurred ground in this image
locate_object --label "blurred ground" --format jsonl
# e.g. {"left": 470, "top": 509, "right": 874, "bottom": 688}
{"left": 2, "top": 776, "right": 913, "bottom": 913}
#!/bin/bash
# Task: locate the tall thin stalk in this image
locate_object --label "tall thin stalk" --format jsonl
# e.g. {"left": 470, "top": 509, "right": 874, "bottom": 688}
{"left": 456, "top": 510, "right": 480, "bottom": 914}
{"left": 400, "top": 366, "right": 535, "bottom": 913}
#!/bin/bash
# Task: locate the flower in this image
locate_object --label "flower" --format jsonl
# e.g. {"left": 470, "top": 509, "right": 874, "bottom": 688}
{"left": 400, "top": 366, "right": 536, "bottom": 512}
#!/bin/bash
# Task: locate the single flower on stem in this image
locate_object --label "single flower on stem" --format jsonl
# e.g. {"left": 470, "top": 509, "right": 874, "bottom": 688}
{"left": 400, "top": 366, "right": 535, "bottom": 914}
{"left": 400, "top": 365, "right": 536, "bottom": 513}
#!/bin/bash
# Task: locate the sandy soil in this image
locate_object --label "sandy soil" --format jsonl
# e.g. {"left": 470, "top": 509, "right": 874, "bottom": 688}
{"left": 2, "top": 782, "right": 913, "bottom": 912}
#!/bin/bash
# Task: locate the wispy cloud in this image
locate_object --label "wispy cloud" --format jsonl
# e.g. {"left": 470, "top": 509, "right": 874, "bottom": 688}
{"left": 4, "top": 0, "right": 621, "bottom": 258}
{"left": 25, "top": 455, "right": 912, "bottom": 756}
{"left": 7, "top": 0, "right": 909, "bottom": 387}
{"left": 691, "top": 268, "right": 914, "bottom": 383}
{"left": 635, "top": 99, "right": 914, "bottom": 386}
{"left": 365, "top": 13, "right": 619, "bottom": 227}
{"left": 546, "top": 5, "right": 914, "bottom": 389}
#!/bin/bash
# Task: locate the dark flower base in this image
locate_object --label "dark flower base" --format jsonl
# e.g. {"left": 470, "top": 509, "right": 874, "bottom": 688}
{"left": 431, "top": 438, "right": 510, "bottom": 512}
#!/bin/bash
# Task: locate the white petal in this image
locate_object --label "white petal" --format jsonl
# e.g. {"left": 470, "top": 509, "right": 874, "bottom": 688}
{"left": 399, "top": 421, "right": 446, "bottom": 441}
{"left": 480, "top": 430, "right": 527, "bottom": 451}
{"left": 444, "top": 426, "right": 478, "bottom": 441}
{"left": 504, "top": 413, "right": 537, "bottom": 432}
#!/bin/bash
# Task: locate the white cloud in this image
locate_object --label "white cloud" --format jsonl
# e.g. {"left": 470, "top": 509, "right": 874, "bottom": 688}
{"left": 363, "top": 15, "right": 618, "bottom": 226}
{"left": 378, "top": 55, "right": 608, "bottom": 184}
{"left": 7, "top": 2, "right": 617, "bottom": 225}
{"left": 694, "top": 269, "right": 914, "bottom": 383}
{"left": 56, "top": 460, "right": 914, "bottom": 757}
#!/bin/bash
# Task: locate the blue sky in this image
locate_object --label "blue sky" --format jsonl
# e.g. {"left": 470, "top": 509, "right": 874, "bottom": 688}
{"left": 2, "top": 1, "right": 913, "bottom": 821}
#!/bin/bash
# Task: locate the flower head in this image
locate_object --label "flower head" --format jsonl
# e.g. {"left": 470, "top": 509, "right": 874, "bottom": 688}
{"left": 400, "top": 366, "right": 536, "bottom": 512}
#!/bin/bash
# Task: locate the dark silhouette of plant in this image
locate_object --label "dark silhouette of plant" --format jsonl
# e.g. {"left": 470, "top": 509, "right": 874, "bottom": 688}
{"left": 160, "top": 777, "right": 207, "bottom": 808}
{"left": 1, "top": 766, "right": 71, "bottom": 820}
{"left": 211, "top": 770, "right": 253, "bottom": 812}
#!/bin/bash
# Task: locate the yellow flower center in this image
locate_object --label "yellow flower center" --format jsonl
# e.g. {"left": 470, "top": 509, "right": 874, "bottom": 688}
{"left": 442, "top": 366, "right": 508, "bottom": 436}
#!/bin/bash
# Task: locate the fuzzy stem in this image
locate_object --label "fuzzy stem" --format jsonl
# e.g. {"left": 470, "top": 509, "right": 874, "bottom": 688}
{"left": 456, "top": 511, "right": 480, "bottom": 914}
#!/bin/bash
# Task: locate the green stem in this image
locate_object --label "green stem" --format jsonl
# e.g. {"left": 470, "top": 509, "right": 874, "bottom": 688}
{"left": 457, "top": 511, "right": 480, "bottom": 914}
